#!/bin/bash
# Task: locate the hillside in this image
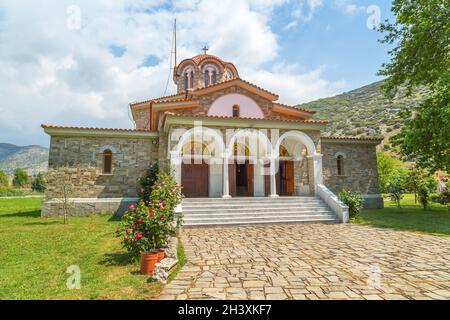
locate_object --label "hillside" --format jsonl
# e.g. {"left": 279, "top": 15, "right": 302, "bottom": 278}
{"left": 0, "top": 143, "right": 48, "bottom": 176}
{"left": 297, "top": 80, "right": 429, "bottom": 137}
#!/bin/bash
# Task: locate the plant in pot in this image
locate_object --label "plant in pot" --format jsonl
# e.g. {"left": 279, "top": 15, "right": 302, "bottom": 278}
{"left": 117, "top": 171, "right": 183, "bottom": 275}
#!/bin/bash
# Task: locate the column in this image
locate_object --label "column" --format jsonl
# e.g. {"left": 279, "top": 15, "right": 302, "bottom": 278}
{"left": 307, "top": 154, "right": 323, "bottom": 195}
{"left": 222, "top": 151, "right": 231, "bottom": 198}
{"left": 269, "top": 157, "right": 279, "bottom": 197}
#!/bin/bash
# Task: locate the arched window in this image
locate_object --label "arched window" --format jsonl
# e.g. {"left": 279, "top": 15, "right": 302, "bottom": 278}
{"left": 337, "top": 155, "right": 344, "bottom": 175}
{"left": 212, "top": 70, "right": 217, "bottom": 84}
{"left": 184, "top": 73, "right": 189, "bottom": 90}
{"left": 232, "top": 104, "right": 240, "bottom": 117}
{"left": 103, "top": 150, "right": 113, "bottom": 174}
{"left": 189, "top": 71, "right": 194, "bottom": 88}
{"left": 204, "top": 70, "right": 210, "bottom": 86}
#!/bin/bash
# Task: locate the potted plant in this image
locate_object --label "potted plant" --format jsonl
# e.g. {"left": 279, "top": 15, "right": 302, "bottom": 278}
{"left": 117, "top": 171, "right": 183, "bottom": 275}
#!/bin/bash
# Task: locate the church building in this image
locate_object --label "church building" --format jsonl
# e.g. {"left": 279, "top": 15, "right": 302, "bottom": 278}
{"left": 41, "top": 53, "right": 383, "bottom": 221}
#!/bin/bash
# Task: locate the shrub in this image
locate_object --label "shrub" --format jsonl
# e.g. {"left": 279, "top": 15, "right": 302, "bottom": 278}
{"left": 417, "top": 185, "right": 430, "bottom": 210}
{"left": 386, "top": 170, "right": 407, "bottom": 207}
{"left": 0, "top": 186, "right": 32, "bottom": 197}
{"left": 117, "top": 172, "right": 182, "bottom": 261}
{"left": 0, "top": 170, "right": 8, "bottom": 187}
{"left": 12, "top": 168, "right": 29, "bottom": 188}
{"left": 339, "top": 189, "right": 364, "bottom": 218}
{"left": 31, "top": 173, "right": 47, "bottom": 192}
{"left": 138, "top": 163, "right": 159, "bottom": 203}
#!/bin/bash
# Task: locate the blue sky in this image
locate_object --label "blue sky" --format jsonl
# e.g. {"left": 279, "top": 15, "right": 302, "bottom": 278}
{"left": 0, "top": 0, "right": 395, "bottom": 147}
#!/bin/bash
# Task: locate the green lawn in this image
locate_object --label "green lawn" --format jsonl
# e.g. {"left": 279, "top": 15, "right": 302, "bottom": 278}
{"left": 0, "top": 198, "right": 167, "bottom": 300}
{"left": 353, "top": 194, "right": 450, "bottom": 237}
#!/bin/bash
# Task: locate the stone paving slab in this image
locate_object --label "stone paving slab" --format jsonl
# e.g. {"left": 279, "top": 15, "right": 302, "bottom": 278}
{"left": 159, "top": 224, "right": 450, "bottom": 300}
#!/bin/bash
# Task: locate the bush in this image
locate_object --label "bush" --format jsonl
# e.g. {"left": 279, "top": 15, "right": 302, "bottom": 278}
{"left": 138, "top": 163, "right": 159, "bottom": 203}
{"left": 386, "top": 170, "right": 407, "bottom": 207}
{"left": 31, "top": 173, "right": 47, "bottom": 192}
{"left": 339, "top": 189, "right": 364, "bottom": 218}
{"left": 117, "top": 172, "right": 183, "bottom": 261}
{"left": 12, "top": 168, "right": 29, "bottom": 188}
{"left": 0, "top": 170, "right": 8, "bottom": 187}
{"left": 0, "top": 186, "right": 33, "bottom": 197}
{"left": 417, "top": 185, "right": 430, "bottom": 210}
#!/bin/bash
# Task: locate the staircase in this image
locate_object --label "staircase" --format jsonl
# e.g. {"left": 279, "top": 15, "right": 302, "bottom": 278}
{"left": 181, "top": 197, "right": 339, "bottom": 227}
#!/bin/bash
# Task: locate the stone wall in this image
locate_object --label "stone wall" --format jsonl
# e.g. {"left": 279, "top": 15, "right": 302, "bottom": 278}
{"left": 45, "top": 136, "right": 158, "bottom": 199}
{"left": 321, "top": 140, "right": 383, "bottom": 208}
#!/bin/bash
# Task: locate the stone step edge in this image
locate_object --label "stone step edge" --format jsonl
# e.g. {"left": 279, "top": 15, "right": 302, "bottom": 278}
{"left": 184, "top": 218, "right": 339, "bottom": 227}
{"left": 184, "top": 214, "right": 337, "bottom": 221}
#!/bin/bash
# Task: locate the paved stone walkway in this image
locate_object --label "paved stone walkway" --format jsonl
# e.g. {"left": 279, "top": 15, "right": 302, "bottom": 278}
{"left": 159, "top": 224, "right": 450, "bottom": 300}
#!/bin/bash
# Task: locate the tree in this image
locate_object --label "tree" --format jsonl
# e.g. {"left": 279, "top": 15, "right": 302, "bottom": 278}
{"left": 405, "top": 167, "right": 425, "bottom": 203}
{"left": 386, "top": 170, "right": 408, "bottom": 207}
{"left": 379, "top": 0, "right": 450, "bottom": 172}
{"left": 12, "top": 168, "right": 29, "bottom": 188}
{"left": 31, "top": 173, "right": 47, "bottom": 192}
{"left": 0, "top": 170, "right": 8, "bottom": 187}
{"left": 377, "top": 152, "right": 402, "bottom": 193}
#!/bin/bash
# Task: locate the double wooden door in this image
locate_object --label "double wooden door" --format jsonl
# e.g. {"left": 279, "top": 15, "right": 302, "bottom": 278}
{"left": 181, "top": 161, "right": 209, "bottom": 197}
{"left": 229, "top": 161, "right": 254, "bottom": 197}
{"left": 264, "top": 160, "right": 294, "bottom": 196}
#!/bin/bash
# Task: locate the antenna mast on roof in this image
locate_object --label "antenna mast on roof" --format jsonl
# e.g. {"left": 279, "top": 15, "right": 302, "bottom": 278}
{"left": 163, "top": 19, "right": 177, "bottom": 96}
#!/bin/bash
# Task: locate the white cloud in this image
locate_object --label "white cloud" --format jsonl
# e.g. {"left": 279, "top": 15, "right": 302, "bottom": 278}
{"left": 0, "top": 0, "right": 344, "bottom": 146}
{"left": 335, "top": 0, "right": 366, "bottom": 14}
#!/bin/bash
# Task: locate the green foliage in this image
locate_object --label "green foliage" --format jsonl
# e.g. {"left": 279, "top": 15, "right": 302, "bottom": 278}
{"left": 117, "top": 172, "right": 183, "bottom": 261}
{"left": 339, "top": 189, "right": 364, "bottom": 218}
{"left": 12, "top": 168, "right": 29, "bottom": 188}
{"left": 379, "top": 0, "right": 450, "bottom": 172}
{"left": 0, "top": 170, "right": 8, "bottom": 187}
{"left": 0, "top": 186, "right": 33, "bottom": 197}
{"left": 138, "top": 162, "right": 159, "bottom": 202}
{"left": 417, "top": 184, "right": 430, "bottom": 210}
{"left": 377, "top": 152, "right": 403, "bottom": 192}
{"left": 385, "top": 170, "right": 408, "bottom": 207}
{"left": 31, "top": 173, "right": 47, "bottom": 192}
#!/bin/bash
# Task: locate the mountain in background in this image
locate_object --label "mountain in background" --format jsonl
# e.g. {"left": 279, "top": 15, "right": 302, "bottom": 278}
{"left": 0, "top": 143, "right": 48, "bottom": 176}
{"left": 297, "top": 80, "right": 429, "bottom": 138}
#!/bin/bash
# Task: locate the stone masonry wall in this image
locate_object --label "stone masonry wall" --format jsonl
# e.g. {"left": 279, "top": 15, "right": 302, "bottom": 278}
{"left": 322, "top": 141, "right": 380, "bottom": 195}
{"left": 46, "top": 136, "right": 158, "bottom": 199}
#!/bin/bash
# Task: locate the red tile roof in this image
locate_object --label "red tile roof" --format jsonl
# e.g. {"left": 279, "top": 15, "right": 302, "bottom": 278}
{"left": 321, "top": 135, "right": 384, "bottom": 141}
{"left": 164, "top": 112, "right": 328, "bottom": 125}
{"left": 273, "top": 102, "right": 316, "bottom": 114}
{"left": 41, "top": 124, "right": 156, "bottom": 133}
{"left": 191, "top": 54, "right": 232, "bottom": 66}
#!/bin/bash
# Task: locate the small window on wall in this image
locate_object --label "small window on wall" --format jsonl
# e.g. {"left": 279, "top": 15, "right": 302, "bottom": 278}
{"left": 232, "top": 105, "right": 240, "bottom": 117}
{"left": 337, "top": 155, "right": 344, "bottom": 175}
{"left": 103, "top": 150, "right": 113, "bottom": 174}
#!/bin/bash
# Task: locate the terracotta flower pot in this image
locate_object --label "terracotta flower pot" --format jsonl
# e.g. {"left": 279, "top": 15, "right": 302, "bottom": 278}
{"left": 140, "top": 251, "right": 158, "bottom": 275}
{"left": 157, "top": 250, "right": 165, "bottom": 262}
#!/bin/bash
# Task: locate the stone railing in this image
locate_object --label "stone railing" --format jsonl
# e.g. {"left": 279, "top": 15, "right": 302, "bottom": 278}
{"left": 317, "top": 184, "right": 349, "bottom": 223}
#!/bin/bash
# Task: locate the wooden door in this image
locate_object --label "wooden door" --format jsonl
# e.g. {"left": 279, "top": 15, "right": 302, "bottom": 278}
{"left": 247, "top": 162, "right": 254, "bottom": 196}
{"left": 228, "top": 162, "right": 237, "bottom": 197}
{"left": 285, "top": 161, "right": 295, "bottom": 196}
{"left": 181, "top": 162, "right": 208, "bottom": 197}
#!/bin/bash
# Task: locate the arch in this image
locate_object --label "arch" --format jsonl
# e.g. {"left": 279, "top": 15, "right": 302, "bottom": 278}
{"left": 274, "top": 131, "right": 316, "bottom": 157}
{"left": 173, "top": 126, "right": 224, "bottom": 158}
{"left": 333, "top": 151, "right": 347, "bottom": 159}
{"left": 181, "top": 141, "right": 211, "bottom": 156}
{"left": 226, "top": 129, "right": 272, "bottom": 158}
{"left": 208, "top": 94, "right": 264, "bottom": 118}
{"left": 98, "top": 144, "right": 117, "bottom": 153}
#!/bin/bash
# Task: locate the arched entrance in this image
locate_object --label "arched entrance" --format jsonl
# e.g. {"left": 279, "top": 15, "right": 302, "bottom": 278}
{"left": 181, "top": 141, "right": 209, "bottom": 198}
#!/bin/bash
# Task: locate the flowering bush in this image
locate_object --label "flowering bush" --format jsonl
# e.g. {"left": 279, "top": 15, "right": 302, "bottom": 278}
{"left": 117, "top": 171, "right": 183, "bottom": 261}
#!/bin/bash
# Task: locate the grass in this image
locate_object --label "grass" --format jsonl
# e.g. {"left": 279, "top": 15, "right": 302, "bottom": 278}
{"left": 0, "top": 198, "right": 183, "bottom": 300}
{"left": 352, "top": 194, "right": 450, "bottom": 237}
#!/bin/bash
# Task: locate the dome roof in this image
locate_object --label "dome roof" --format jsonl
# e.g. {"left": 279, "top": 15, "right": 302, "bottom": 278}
{"left": 190, "top": 54, "right": 231, "bottom": 66}
{"left": 175, "top": 54, "right": 239, "bottom": 77}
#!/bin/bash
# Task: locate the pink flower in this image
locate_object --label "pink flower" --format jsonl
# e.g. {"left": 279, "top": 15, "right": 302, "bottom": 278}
{"left": 137, "top": 233, "right": 142, "bottom": 239}
{"left": 131, "top": 225, "right": 137, "bottom": 230}
{"left": 128, "top": 204, "right": 136, "bottom": 211}
{"left": 159, "top": 202, "right": 165, "bottom": 209}
{"left": 160, "top": 214, "right": 165, "bottom": 220}
{"left": 124, "top": 235, "right": 128, "bottom": 240}
{"left": 150, "top": 208, "right": 155, "bottom": 213}
{"left": 126, "top": 229, "right": 131, "bottom": 234}
{"left": 149, "top": 213, "right": 155, "bottom": 218}
{"left": 137, "top": 219, "right": 143, "bottom": 224}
